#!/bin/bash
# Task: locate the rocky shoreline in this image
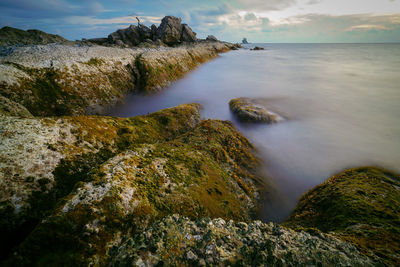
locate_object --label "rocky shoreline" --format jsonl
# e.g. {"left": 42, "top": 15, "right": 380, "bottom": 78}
{"left": 1, "top": 17, "right": 399, "bottom": 266}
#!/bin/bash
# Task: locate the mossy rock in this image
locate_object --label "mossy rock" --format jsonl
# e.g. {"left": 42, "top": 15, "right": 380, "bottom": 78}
{"left": 1, "top": 104, "right": 265, "bottom": 266}
{"left": 284, "top": 166, "right": 400, "bottom": 266}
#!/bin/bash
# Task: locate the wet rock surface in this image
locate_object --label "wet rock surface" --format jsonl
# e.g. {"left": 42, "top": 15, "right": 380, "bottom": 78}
{"left": 229, "top": 97, "right": 282, "bottom": 123}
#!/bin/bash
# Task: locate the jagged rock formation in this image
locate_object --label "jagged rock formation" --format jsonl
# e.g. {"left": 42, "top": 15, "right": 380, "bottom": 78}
{"left": 0, "top": 26, "right": 67, "bottom": 46}
{"left": 109, "top": 215, "right": 374, "bottom": 266}
{"left": 0, "top": 42, "right": 236, "bottom": 116}
{"left": 108, "top": 24, "right": 153, "bottom": 47}
{"left": 284, "top": 167, "right": 400, "bottom": 266}
{"left": 105, "top": 16, "right": 197, "bottom": 47}
{"left": 0, "top": 104, "right": 264, "bottom": 265}
{"left": 229, "top": 97, "right": 282, "bottom": 123}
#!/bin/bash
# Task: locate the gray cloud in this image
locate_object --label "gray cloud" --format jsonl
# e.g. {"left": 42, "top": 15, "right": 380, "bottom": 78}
{"left": 236, "top": 0, "right": 295, "bottom": 11}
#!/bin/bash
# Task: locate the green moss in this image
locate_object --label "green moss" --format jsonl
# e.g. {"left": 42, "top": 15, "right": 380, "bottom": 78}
{"left": 83, "top": 57, "right": 104, "bottom": 66}
{"left": 284, "top": 166, "right": 400, "bottom": 266}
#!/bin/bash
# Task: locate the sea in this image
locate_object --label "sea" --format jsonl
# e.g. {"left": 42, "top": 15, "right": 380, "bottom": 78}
{"left": 108, "top": 43, "right": 400, "bottom": 222}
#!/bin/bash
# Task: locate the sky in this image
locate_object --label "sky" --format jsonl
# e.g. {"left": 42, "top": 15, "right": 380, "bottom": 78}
{"left": 1, "top": 0, "right": 400, "bottom": 43}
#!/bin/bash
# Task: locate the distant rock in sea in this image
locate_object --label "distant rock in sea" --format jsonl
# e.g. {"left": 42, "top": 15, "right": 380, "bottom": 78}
{"left": 0, "top": 26, "right": 67, "bottom": 46}
{"left": 242, "top": 37, "right": 249, "bottom": 44}
{"left": 229, "top": 97, "right": 282, "bottom": 123}
{"left": 251, "top": 46, "right": 264, "bottom": 50}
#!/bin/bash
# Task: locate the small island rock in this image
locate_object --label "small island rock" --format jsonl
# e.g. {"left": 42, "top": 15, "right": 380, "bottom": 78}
{"left": 251, "top": 46, "right": 264, "bottom": 50}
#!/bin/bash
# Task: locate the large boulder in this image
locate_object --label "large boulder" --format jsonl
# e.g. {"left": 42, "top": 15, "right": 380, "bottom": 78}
{"left": 229, "top": 97, "right": 281, "bottom": 123}
{"left": 108, "top": 24, "right": 153, "bottom": 46}
{"left": 156, "top": 16, "right": 183, "bottom": 45}
{"left": 181, "top": 24, "right": 197, "bottom": 42}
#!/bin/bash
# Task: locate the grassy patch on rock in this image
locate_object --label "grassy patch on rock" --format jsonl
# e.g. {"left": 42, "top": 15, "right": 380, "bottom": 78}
{"left": 284, "top": 166, "right": 400, "bottom": 266}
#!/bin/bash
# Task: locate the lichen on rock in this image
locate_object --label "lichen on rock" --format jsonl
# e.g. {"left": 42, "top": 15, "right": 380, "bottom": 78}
{"left": 108, "top": 214, "right": 374, "bottom": 266}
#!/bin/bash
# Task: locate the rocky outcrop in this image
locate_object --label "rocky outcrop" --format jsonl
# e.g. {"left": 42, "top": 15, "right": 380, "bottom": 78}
{"left": 0, "top": 42, "right": 235, "bottom": 116}
{"left": 1, "top": 104, "right": 264, "bottom": 265}
{"left": 229, "top": 97, "right": 282, "bottom": 123}
{"left": 109, "top": 215, "right": 374, "bottom": 266}
{"left": 108, "top": 24, "right": 153, "bottom": 47}
{"left": 206, "top": 35, "right": 218, "bottom": 42}
{"left": 156, "top": 16, "right": 183, "bottom": 45}
{"left": 284, "top": 167, "right": 400, "bottom": 266}
{"left": 106, "top": 16, "right": 197, "bottom": 47}
{"left": 181, "top": 24, "right": 197, "bottom": 42}
{"left": 0, "top": 26, "right": 67, "bottom": 46}
{"left": 242, "top": 37, "right": 249, "bottom": 44}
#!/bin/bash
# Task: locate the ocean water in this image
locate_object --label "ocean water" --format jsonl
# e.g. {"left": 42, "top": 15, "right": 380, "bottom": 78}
{"left": 108, "top": 43, "right": 400, "bottom": 222}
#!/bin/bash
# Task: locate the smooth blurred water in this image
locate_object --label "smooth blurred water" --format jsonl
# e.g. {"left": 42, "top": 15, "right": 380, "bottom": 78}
{"left": 108, "top": 43, "right": 400, "bottom": 222}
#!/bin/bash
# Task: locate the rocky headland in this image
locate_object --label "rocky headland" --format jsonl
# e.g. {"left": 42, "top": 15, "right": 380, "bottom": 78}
{"left": 0, "top": 16, "right": 399, "bottom": 266}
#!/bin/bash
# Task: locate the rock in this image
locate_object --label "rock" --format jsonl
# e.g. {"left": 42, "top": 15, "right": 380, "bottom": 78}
{"left": 150, "top": 24, "right": 158, "bottom": 40}
{"left": 181, "top": 24, "right": 197, "bottom": 43}
{"left": 284, "top": 167, "right": 400, "bottom": 266}
{"left": 229, "top": 97, "right": 281, "bottom": 123}
{"left": 0, "top": 42, "right": 233, "bottom": 116}
{"left": 206, "top": 35, "right": 218, "bottom": 42}
{"left": 85, "top": 38, "right": 109, "bottom": 45}
{"left": 108, "top": 215, "right": 375, "bottom": 266}
{"left": 0, "top": 95, "right": 33, "bottom": 118}
{"left": 1, "top": 104, "right": 264, "bottom": 266}
{"left": 157, "top": 16, "right": 183, "bottom": 45}
{"left": 242, "top": 38, "right": 249, "bottom": 44}
{"left": 0, "top": 26, "right": 67, "bottom": 46}
{"left": 251, "top": 46, "right": 264, "bottom": 50}
{"left": 108, "top": 24, "right": 153, "bottom": 46}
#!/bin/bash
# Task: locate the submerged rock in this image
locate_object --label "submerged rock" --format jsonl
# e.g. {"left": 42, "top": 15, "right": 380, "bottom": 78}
{"left": 284, "top": 167, "right": 400, "bottom": 266}
{"left": 0, "top": 26, "right": 67, "bottom": 46}
{"left": 229, "top": 97, "right": 281, "bottom": 123}
{"left": 108, "top": 215, "right": 374, "bottom": 266}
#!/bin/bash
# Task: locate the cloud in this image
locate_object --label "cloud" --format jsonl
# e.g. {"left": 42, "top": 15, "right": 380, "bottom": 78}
{"left": 307, "top": 0, "right": 322, "bottom": 4}
{"left": 236, "top": 0, "right": 295, "bottom": 11}
{"left": 346, "top": 24, "right": 389, "bottom": 31}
